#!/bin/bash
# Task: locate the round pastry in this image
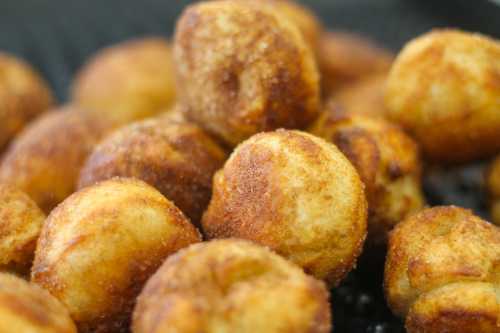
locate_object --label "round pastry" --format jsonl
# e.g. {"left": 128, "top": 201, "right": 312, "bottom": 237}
{"left": 0, "top": 106, "right": 113, "bottom": 213}
{"left": 72, "top": 37, "right": 176, "bottom": 125}
{"left": 0, "top": 184, "right": 45, "bottom": 274}
{"left": 202, "top": 129, "right": 367, "bottom": 285}
{"left": 0, "top": 52, "right": 54, "bottom": 150}
{"left": 385, "top": 206, "right": 500, "bottom": 332}
{"left": 174, "top": 0, "right": 320, "bottom": 146}
{"left": 0, "top": 273, "right": 76, "bottom": 333}
{"left": 310, "top": 111, "right": 425, "bottom": 244}
{"left": 132, "top": 239, "right": 332, "bottom": 333}
{"left": 31, "top": 178, "right": 201, "bottom": 333}
{"left": 78, "top": 118, "right": 227, "bottom": 225}
{"left": 385, "top": 29, "right": 500, "bottom": 163}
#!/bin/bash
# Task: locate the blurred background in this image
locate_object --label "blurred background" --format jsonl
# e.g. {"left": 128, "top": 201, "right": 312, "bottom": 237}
{"left": 1, "top": 0, "right": 499, "bottom": 101}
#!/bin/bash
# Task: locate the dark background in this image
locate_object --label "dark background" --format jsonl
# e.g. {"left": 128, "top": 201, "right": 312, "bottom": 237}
{"left": 0, "top": 0, "right": 499, "bottom": 101}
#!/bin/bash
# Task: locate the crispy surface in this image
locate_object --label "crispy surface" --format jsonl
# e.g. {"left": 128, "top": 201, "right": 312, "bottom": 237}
{"left": 385, "top": 29, "right": 500, "bottom": 163}
{"left": 174, "top": 0, "right": 320, "bottom": 146}
{"left": 132, "top": 239, "right": 332, "bottom": 333}
{"left": 0, "top": 184, "right": 45, "bottom": 274}
{"left": 317, "top": 31, "right": 393, "bottom": 95}
{"left": 487, "top": 156, "right": 500, "bottom": 225}
{"left": 31, "top": 178, "right": 201, "bottom": 333}
{"left": 0, "top": 52, "right": 54, "bottom": 150}
{"left": 72, "top": 37, "right": 176, "bottom": 126}
{"left": 310, "top": 111, "right": 424, "bottom": 244}
{"left": 202, "top": 130, "right": 367, "bottom": 286}
{"left": 384, "top": 206, "right": 500, "bottom": 332}
{"left": 78, "top": 117, "right": 227, "bottom": 226}
{"left": 0, "top": 273, "right": 76, "bottom": 333}
{"left": 0, "top": 106, "right": 114, "bottom": 213}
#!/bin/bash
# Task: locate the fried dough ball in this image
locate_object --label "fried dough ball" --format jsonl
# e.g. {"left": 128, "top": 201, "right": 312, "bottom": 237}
{"left": 174, "top": 0, "right": 320, "bottom": 146}
{"left": 78, "top": 118, "right": 227, "bottom": 225}
{"left": 202, "top": 130, "right": 367, "bottom": 285}
{"left": 0, "top": 106, "right": 113, "bottom": 213}
{"left": 132, "top": 239, "right": 332, "bottom": 333}
{"left": 0, "top": 184, "right": 45, "bottom": 274}
{"left": 310, "top": 110, "right": 425, "bottom": 244}
{"left": 486, "top": 156, "right": 500, "bottom": 225}
{"left": 317, "top": 31, "right": 393, "bottom": 94}
{"left": 72, "top": 37, "right": 176, "bottom": 126}
{"left": 31, "top": 178, "right": 201, "bottom": 333}
{"left": 0, "top": 273, "right": 76, "bottom": 333}
{"left": 325, "top": 73, "right": 389, "bottom": 118}
{"left": 0, "top": 52, "right": 54, "bottom": 150}
{"left": 385, "top": 206, "right": 500, "bottom": 332}
{"left": 385, "top": 29, "right": 500, "bottom": 164}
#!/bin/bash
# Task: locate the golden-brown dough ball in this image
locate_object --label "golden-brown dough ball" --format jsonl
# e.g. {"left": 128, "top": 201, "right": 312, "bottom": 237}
{"left": 174, "top": 0, "right": 320, "bottom": 146}
{"left": 486, "top": 156, "right": 500, "bottom": 225}
{"left": 0, "top": 106, "right": 114, "bottom": 213}
{"left": 31, "top": 178, "right": 201, "bottom": 333}
{"left": 385, "top": 29, "right": 500, "bottom": 164}
{"left": 132, "top": 239, "right": 332, "bottom": 333}
{"left": 310, "top": 111, "right": 425, "bottom": 244}
{"left": 78, "top": 118, "right": 227, "bottom": 225}
{"left": 202, "top": 130, "right": 367, "bottom": 286}
{"left": 72, "top": 37, "right": 176, "bottom": 126}
{"left": 385, "top": 206, "right": 500, "bottom": 332}
{"left": 0, "top": 184, "right": 45, "bottom": 274}
{"left": 0, "top": 273, "right": 76, "bottom": 333}
{"left": 317, "top": 31, "right": 393, "bottom": 94}
{"left": 0, "top": 52, "right": 54, "bottom": 150}
{"left": 325, "top": 73, "right": 389, "bottom": 118}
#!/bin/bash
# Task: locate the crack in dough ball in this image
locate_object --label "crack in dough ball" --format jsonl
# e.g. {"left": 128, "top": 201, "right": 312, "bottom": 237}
{"left": 202, "top": 129, "right": 367, "bottom": 286}
{"left": 0, "top": 273, "right": 76, "bottom": 333}
{"left": 174, "top": 0, "right": 320, "bottom": 146}
{"left": 385, "top": 29, "right": 500, "bottom": 164}
{"left": 132, "top": 239, "right": 332, "bottom": 333}
{"left": 31, "top": 178, "right": 201, "bottom": 333}
{"left": 385, "top": 206, "right": 500, "bottom": 333}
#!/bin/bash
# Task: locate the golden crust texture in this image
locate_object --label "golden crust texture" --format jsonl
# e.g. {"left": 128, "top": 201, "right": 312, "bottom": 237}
{"left": 384, "top": 206, "right": 500, "bottom": 332}
{"left": 72, "top": 37, "right": 176, "bottom": 126}
{"left": 0, "top": 184, "right": 45, "bottom": 274}
{"left": 0, "top": 106, "right": 114, "bottom": 213}
{"left": 78, "top": 117, "right": 227, "bottom": 225}
{"left": 385, "top": 29, "right": 500, "bottom": 164}
{"left": 487, "top": 156, "right": 500, "bottom": 225}
{"left": 310, "top": 111, "right": 425, "bottom": 244}
{"left": 202, "top": 130, "right": 367, "bottom": 286}
{"left": 0, "top": 52, "right": 54, "bottom": 150}
{"left": 0, "top": 273, "right": 76, "bottom": 333}
{"left": 317, "top": 31, "right": 393, "bottom": 94}
{"left": 132, "top": 239, "right": 332, "bottom": 333}
{"left": 174, "top": 0, "right": 320, "bottom": 146}
{"left": 31, "top": 178, "right": 201, "bottom": 333}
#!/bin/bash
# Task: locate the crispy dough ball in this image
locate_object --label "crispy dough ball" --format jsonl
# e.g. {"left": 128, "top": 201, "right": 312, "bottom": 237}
{"left": 385, "top": 206, "right": 500, "bottom": 332}
{"left": 132, "top": 239, "right": 331, "bottom": 333}
{"left": 78, "top": 118, "right": 227, "bottom": 225}
{"left": 31, "top": 178, "right": 201, "bottom": 333}
{"left": 0, "top": 106, "right": 113, "bottom": 213}
{"left": 487, "top": 156, "right": 500, "bottom": 225}
{"left": 385, "top": 29, "right": 500, "bottom": 163}
{"left": 317, "top": 31, "right": 393, "bottom": 94}
{"left": 0, "top": 184, "right": 45, "bottom": 274}
{"left": 174, "top": 0, "right": 320, "bottom": 146}
{"left": 202, "top": 130, "right": 367, "bottom": 285}
{"left": 310, "top": 110, "right": 425, "bottom": 244}
{"left": 325, "top": 73, "right": 389, "bottom": 118}
{"left": 72, "top": 37, "right": 176, "bottom": 126}
{"left": 0, "top": 273, "right": 76, "bottom": 333}
{"left": 0, "top": 52, "right": 54, "bottom": 150}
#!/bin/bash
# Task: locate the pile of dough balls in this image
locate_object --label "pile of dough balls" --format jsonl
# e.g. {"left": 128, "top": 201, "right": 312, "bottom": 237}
{"left": 2, "top": 0, "right": 500, "bottom": 332}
